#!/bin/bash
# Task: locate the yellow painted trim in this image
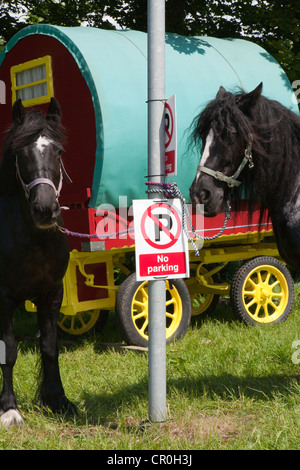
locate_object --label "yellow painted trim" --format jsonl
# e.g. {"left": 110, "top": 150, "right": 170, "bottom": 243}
{"left": 60, "top": 250, "right": 116, "bottom": 316}
{"left": 25, "top": 250, "right": 116, "bottom": 316}
{"left": 11, "top": 55, "right": 54, "bottom": 107}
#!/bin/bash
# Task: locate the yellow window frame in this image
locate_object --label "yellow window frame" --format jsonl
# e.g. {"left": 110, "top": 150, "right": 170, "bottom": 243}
{"left": 11, "top": 55, "right": 54, "bottom": 107}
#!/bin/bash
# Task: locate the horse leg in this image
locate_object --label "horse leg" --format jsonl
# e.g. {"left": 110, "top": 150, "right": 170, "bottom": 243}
{"left": 36, "top": 283, "right": 76, "bottom": 415}
{"left": 0, "top": 299, "right": 24, "bottom": 427}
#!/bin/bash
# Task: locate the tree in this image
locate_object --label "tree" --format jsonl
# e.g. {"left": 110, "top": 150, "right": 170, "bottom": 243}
{"left": 1, "top": 0, "right": 299, "bottom": 83}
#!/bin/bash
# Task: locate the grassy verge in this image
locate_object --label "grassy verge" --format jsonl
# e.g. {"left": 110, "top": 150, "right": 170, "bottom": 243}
{"left": 0, "top": 288, "right": 300, "bottom": 450}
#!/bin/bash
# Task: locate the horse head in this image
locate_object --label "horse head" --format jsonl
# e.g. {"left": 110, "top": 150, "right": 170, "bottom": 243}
{"left": 12, "top": 98, "right": 67, "bottom": 229}
{"left": 189, "top": 83, "right": 262, "bottom": 216}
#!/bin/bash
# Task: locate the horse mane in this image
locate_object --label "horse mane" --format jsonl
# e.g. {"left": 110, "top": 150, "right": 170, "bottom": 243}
{"left": 0, "top": 107, "right": 65, "bottom": 195}
{"left": 190, "top": 87, "right": 300, "bottom": 221}
{"left": 3, "top": 108, "right": 64, "bottom": 154}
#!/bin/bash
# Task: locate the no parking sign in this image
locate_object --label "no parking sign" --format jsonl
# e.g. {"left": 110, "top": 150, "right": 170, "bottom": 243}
{"left": 133, "top": 199, "right": 189, "bottom": 281}
{"left": 165, "top": 95, "right": 177, "bottom": 176}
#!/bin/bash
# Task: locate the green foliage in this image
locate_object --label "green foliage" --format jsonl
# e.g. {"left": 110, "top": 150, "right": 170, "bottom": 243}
{"left": 0, "top": 0, "right": 299, "bottom": 84}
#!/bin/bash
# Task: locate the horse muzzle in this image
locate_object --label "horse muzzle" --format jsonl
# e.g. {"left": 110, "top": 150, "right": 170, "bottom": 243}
{"left": 29, "top": 181, "right": 62, "bottom": 229}
{"left": 189, "top": 174, "right": 225, "bottom": 217}
{"left": 30, "top": 198, "right": 61, "bottom": 229}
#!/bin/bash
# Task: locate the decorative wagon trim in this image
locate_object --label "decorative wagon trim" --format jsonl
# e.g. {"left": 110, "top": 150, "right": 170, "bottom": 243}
{"left": 10, "top": 55, "right": 54, "bottom": 107}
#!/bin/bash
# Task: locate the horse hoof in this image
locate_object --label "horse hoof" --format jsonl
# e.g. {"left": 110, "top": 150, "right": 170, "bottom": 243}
{"left": 0, "top": 409, "right": 24, "bottom": 427}
{"left": 61, "top": 399, "right": 78, "bottom": 417}
{"left": 40, "top": 396, "right": 77, "bottom": 416}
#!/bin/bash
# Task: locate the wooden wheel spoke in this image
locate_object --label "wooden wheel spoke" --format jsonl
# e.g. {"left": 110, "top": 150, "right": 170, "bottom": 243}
{"left": 133, "top": 300, "right": 147, "bottom": 309}
{"left": 268, "top": 299, "right": 281, "bottom": 311}
{"left": 248, "top": 277, "right": 258, "bottom": 288}
{"left": 245, "top": 298, "right": 257, "bottom": 308}
{"left": 133, "top": 310, "right": 147, "bottom": 320}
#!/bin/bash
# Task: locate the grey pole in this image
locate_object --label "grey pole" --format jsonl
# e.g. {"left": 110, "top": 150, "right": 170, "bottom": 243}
{"left": 147, "top": 0, "right": 167, "bottom": 422}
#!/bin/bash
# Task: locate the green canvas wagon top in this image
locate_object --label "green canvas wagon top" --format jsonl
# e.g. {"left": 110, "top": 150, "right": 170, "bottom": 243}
{"left": 0, "top": 25, "right": 298, "bottom": 210}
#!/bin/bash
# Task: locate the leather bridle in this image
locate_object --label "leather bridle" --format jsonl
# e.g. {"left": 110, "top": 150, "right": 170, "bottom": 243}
{"left": 196, "top": 135, "right": 254, "bottom": 188}
{"left": 16, "top": 155, "right": 72, "bottom": 201}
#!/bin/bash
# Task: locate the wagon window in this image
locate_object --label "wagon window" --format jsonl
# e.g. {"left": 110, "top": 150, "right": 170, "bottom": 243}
{"left": 10, "top": 56, "right": 54, "bottom": 107}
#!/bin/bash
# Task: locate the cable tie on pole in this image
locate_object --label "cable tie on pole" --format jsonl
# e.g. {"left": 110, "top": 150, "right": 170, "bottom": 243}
{"left": 145, "top": 98, "right": 167, "bottom": 103}
{"left": 144, "top": 174, "right": 167, "bottom": 179}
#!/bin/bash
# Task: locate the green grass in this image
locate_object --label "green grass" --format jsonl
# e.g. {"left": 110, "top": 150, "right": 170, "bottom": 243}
{"left": 1, "top": 288, "right": 300, "bottom": 450}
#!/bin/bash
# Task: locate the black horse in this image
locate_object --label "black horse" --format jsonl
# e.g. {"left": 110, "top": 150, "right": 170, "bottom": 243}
{"left": 190, "top": 82, "right": 300, "bottom": 272}
{"left": 0, "top": 98, "right": 75, "bottom": 427}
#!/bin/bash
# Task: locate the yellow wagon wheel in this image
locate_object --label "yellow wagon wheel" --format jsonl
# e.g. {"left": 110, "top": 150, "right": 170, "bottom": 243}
{"left": 230, "top": 256, "right": 294, "bottom": 325}
{"left": 115, "top": 273, "right": 191, "bottom": 348}
{"left": 185, "top": 265, "right": 220, "bottom": 316}
{"left": 57, "top": 309, "right": 103, "bottom": 335}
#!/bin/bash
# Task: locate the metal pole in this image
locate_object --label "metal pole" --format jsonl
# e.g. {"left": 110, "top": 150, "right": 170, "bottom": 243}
{"left": 147, "top": 0, "right": 166, "bottom": 422}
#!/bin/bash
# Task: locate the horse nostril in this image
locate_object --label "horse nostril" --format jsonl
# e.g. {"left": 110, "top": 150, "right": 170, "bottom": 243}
{"left": 52, "top": 201, "right": 61, "bottom": 218}
{"left": 200, "top": 189, "right": 211, "bottom": 203}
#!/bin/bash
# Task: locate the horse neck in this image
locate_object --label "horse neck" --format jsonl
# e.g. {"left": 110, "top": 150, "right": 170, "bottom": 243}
{"left": 0, "top": 149, "right": 18, "bottom": 194}
{"left": 0, "top": 151, "right": 36, "bottom": 234}
{"left": 237, "top": 103, "right": 300, "bottom": 220}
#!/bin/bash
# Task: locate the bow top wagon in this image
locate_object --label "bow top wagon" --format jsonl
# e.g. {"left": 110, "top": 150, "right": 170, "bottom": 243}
{"left": 0, "top": 25, "right": 298, "bottom": 345}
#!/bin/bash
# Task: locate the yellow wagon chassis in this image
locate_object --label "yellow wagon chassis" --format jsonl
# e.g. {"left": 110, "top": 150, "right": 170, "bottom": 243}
{"left": 25, "top": 224, "right": 295, "bottom": 340}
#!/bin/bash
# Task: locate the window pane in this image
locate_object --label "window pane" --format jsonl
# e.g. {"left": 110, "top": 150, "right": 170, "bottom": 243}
{"left": 17, "top": 82, "right": 48, "bottom": 100}
{"left": 11, "top": 56, "right": 53, "bottom": 107}
{"left": 16, "top": 64, "right": 46, "bottom": 86}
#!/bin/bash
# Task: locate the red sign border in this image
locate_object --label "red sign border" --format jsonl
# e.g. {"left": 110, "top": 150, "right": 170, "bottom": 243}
{"left": 140, "top": 202, "right": 181, "bottom": 249}
{"left": 165, "top": 102, "right": 174, "bottom": 149}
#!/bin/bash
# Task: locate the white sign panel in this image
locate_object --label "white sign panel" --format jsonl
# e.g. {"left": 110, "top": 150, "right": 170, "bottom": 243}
{"left": 165, "top": 95, "right": 177, "bottom": 176}
{"left": 133, "top": 199, "right": 189, "bottom": 281}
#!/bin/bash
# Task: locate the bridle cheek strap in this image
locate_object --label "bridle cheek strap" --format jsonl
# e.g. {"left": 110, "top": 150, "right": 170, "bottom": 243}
{"left": 15, "top": 156, "right": 64, "bottom": 201}
{"left": 197, "top": 165, "right": 242, "bottom": 187}
{"left": 26, "top": 175, "right": 62, "bottom": 200}
{"left": 197, "top": 135, "right": 254, "bottom": 189}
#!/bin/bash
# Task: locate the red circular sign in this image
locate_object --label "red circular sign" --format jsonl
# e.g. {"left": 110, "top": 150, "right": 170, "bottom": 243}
{"left": 141, "top": 202, "right": 181, "bottom": 249}
{"left": 165, "top": 103, "right": 174, "bottom": 149}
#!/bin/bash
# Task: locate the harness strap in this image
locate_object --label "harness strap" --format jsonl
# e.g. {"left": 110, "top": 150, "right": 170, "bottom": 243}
{"left": 27, "top": 176, "right": 61, "bottom": 198}
{"left": 197, "top": 165, "right": 241, "bottom": 187}
{"left": 15, "top": 156, "right": 71, "bottom": 200}
{"left": 197, "top": 135, "right": 254, "bottom": 188}
{"left": 60, "top": 159, "right": 73, "bottom": 185}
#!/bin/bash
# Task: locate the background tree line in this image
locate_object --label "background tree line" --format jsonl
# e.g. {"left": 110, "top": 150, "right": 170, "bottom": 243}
{"left": 0, "top": 0, "right": 299, "bottom": 84}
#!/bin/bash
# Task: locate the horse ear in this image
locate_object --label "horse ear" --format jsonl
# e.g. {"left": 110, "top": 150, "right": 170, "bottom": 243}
{"left": 216, "top": 86, "right": 227, "bottom": 99}
{"left": 47, "top": 97, "right": 61, "bottom": 123}
{"left": 238, "top": 82, "right": 263, "bottom": 111}
{"left": 12, "top": 99, "right": 25, "bottom": 125}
